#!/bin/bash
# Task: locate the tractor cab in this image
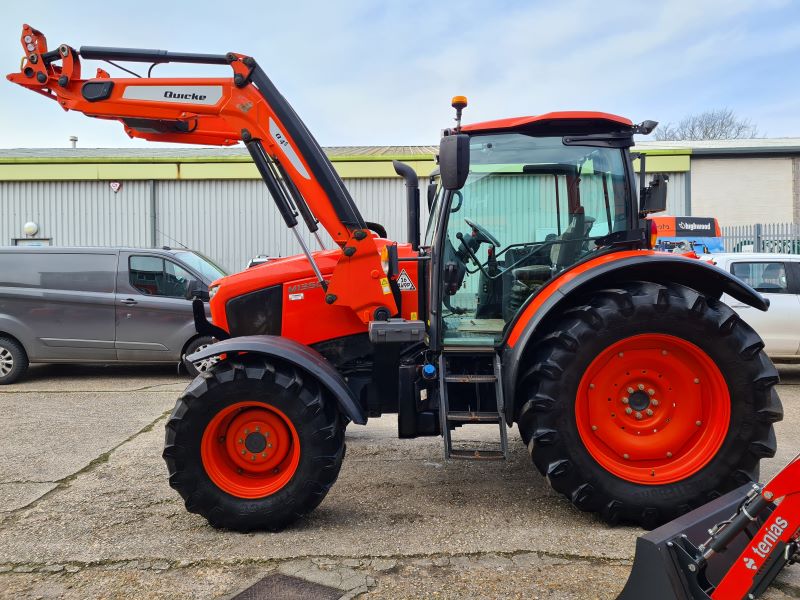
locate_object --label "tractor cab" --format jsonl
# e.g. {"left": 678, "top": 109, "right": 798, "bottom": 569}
{"left": 427, "top": 109, "right": 653, "bottom": 348}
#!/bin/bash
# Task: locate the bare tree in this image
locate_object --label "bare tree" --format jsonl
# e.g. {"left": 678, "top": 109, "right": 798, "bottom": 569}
{"left": 654, "top": 108, "right": 759, "bottom": 141}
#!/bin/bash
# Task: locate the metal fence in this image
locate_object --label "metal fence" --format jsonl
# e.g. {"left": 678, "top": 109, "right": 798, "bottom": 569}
{"left": 722, "top": 223, "right": 800, "bottom": 254}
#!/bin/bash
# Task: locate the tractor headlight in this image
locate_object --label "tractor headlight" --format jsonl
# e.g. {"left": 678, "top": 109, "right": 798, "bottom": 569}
{"left": 209, "top": 284, "right": 220, "bottom": 300}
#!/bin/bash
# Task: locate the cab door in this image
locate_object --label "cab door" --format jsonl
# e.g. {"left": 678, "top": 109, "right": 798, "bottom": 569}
{"left": 114, "top": 252, "right": 199, "bottom": 361}
{"left": 723, "top": 258, "right": 800, "bottom": 357}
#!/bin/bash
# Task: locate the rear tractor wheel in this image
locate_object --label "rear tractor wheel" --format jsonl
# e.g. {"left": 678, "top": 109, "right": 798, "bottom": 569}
{"left": 516, "top": 281, "right": 783, "bottom": 528}
{"left": 163, "top": 355, "right": 345, "bottom": 531}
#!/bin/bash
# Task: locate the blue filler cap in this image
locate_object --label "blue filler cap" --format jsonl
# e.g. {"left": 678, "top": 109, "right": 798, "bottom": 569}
{"left": 422, "top": 363, "right": 437, "bottom": 379}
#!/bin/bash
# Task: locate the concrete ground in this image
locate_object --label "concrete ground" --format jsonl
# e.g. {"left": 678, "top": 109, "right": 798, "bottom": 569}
{"left": 0, "top": 362, "right": 798, "bottom": 599}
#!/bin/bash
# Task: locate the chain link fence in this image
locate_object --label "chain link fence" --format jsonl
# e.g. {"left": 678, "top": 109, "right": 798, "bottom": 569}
{"left": 722, "top": 223, "right": 800, "bottom": 253}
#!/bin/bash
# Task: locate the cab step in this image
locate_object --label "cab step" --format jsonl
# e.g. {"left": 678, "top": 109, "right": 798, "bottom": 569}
{"left": 438, "top": 352, "right": 509, "bottom": 461}
{"left": 444, "top": 374, "right": 497, "bottom": 383}
{"left": 446, "top": 411, "right": 500, "bottom": 423}
{"left": 449, "top": 448, "right": 506, "bottom": 461}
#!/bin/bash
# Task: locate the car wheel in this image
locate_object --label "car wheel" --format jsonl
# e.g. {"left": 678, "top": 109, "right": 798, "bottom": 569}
{"left": 183, "top": 336, "right": 218, "bottom": 377}
{"left": 0, "top": 336, "right": 29, "bottom": 385}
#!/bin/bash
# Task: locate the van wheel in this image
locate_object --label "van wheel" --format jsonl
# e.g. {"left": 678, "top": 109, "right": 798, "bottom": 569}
{"left": 0, "top": 337, "right": 29, "bottom": 385}
{"left": 183, "top": 336, "right": 218, "bottom": 377}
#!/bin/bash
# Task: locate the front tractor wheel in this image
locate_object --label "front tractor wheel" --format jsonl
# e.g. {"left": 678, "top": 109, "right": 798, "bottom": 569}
{"left": 163, "top": 356, "right": 345, "bottom": 532}
{"left": 516, "top": 281, "right": 783, "bottom": 528}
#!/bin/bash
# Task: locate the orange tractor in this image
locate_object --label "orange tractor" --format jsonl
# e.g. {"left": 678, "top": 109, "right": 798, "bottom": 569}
{"left": 8, "top": 24, "right": 788, "bottom": 566}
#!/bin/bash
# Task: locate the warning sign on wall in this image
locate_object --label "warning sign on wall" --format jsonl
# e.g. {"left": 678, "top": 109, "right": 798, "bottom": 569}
{"left": 396, "top": 269, "right": 416, "bottom": 291}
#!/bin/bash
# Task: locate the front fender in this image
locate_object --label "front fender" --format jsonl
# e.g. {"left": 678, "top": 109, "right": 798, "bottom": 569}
{"left": 188, "top": 334, "right": 366, "bottom": 425}
{"left": 502, "top": 251, "right": 768, "bottom": 423}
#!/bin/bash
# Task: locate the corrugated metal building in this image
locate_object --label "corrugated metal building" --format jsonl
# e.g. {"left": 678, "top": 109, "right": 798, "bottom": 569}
{"left": 0, "top": 143, "right": 702, "bottom": 272}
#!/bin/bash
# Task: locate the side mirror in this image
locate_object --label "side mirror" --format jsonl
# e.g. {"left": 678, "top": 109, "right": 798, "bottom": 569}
{"left": 427, "top": 180, "right": 438, "bottom": 210}
{"left": 185, "top": 279, "right": 209, "bottom": 301}
{"left": 439, "top": 134, "right": 470, "bottom": 191}
{"left": 640, "top": 173, "right": 668, "bottom": 215}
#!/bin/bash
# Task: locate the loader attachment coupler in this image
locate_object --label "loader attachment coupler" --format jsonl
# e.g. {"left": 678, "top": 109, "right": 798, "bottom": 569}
{"left": 620, "top": 454, "right": 800, "bottom": 600}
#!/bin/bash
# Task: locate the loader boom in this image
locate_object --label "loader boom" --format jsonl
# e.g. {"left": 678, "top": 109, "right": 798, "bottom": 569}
{"left": 7, "top": 24, "right": 397, "bottom": 323}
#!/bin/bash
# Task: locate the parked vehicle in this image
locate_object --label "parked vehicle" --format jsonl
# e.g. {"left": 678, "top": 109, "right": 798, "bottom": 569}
{"left": 651, "top": 216, "right": 723, "bottom": 254}
{"left": 0, "top": 246, "right": 226, "bottom": 383}
{"left": 712, "top": 252, "right": 800, "bottom": 360}
{"left": 13, "top": 28, "right": 782, "bottom": 540}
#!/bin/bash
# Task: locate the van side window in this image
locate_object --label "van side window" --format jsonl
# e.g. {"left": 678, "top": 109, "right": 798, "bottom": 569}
{"left": 731, "top": 262, "right": 789, "bottom": 294}
{"left": 0, "top": 253, "right": 115, "bottom": 292}
{"left": 129, "top": 256, "right": 192, "bottom": 298}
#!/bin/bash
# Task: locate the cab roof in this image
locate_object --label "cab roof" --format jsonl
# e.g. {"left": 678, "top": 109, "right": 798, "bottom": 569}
{"left": 461, "top": 111, "right": 633, "bottom": 134}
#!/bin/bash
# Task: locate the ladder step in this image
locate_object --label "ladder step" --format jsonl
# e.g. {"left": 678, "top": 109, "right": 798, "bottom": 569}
{"left": 447, "top": 411, "right": 500, "bottom": 423}
{"left": 444, "top": 374, "right": 497, "bottom": 383}
{"left": 449, "top": 448, "right": 506, "bottom": 461}
{"left": 442, "top": 346, "right": 497, "bottom": 354}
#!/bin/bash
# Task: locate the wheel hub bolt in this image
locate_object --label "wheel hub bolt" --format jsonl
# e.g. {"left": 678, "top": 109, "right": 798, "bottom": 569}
{"left": 619, "top": 352, "right": 624, "bottom": 358}
{"left": 240, "top": 450, "right": 246, "bottom": 455}
{"left": 591, "top": 425, "right": 598, "bottom": 431}
{"left": 589, "top": 383, "right": 595, "bottom": 389}
{"left": 638, "top": 384, "right": 645, "bottom": 391}
{"left": 625, "top": 407, "right": 633, "bottom": 415}
{"left": 694, "top": 378, "right": 700, "bottom": 384}
{"left": 251, "top": 455, "right": 256, "bottom": 461}
{"left": 627, "top": 387, "right": 634, "bottom": 394}
{"left": 666, "top": 451, "right": 673, "bottom": 458}
{"left": 696, "top": 420, "right": 702, "bottom": 426}
{"left": 622, "top": 397, "right": 629, "bottom": 404}
{"left": 645, "top": 409, "right": 654, "bottom": 416}
{"left": 635, "top": 412, "right": 643, "bottom": 420}
{"left": 651, "top": 399, "right": 659, "bottom": 407}
{"left": 623, "top": 453, "right": 630, "bottom": 459}
{"left": 647, "top": 389, "right": 655, "bottom": 396}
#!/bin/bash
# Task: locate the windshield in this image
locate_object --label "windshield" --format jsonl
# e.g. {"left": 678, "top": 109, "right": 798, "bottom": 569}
{"left": 440, "top": 133, "right": 632, "bottom": 345}
{"left": 174, "top": 251, "right": 227, "bottom": 282}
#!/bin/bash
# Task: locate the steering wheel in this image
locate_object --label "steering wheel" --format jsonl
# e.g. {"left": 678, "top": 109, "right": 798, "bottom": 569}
{"left": 464, "top": 218, "right": 500, "bottom": 247}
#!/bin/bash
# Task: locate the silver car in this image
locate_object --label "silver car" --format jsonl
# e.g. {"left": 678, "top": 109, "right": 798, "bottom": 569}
{"left": 712, "top": 252, "right": 800, "bottom": 360}
{"left": 0, "top": 246, "right": 226, "bottom": 384}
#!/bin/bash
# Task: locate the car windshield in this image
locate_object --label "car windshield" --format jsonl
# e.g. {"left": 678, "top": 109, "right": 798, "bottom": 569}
{"left": 174, "top": 251, "right": 227, "bottom": 282}
{"left": 439, "top": 133, "right": 632, "bottom": 345}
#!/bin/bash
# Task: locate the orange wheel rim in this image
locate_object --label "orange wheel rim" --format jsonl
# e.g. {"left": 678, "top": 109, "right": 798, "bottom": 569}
{"left": 201, "top": 401, "right": 301, "bottom": 498}
{"left": 576, "top": 334, "right": 730, "bottom": 485}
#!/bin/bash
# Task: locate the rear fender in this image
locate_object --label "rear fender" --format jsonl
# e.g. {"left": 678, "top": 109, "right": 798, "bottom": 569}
{"left": 188, "top": 334, "right": 366, "bottom": 425}
{"left": 502, "top": 251, "right": 768, "bottom": 423}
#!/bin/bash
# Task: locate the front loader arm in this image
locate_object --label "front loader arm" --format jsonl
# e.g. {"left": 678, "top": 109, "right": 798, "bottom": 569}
{"left": 8, "top": 24, "right": 397, "bottom": 323}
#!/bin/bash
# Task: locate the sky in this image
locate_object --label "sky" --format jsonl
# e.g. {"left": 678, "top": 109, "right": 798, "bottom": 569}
{"left": 1, "top": 0, "right": 800, "bottom": 148}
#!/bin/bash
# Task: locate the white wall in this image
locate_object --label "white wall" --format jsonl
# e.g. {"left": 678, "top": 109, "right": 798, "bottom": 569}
{"left": 690, "top": 157, "right": 794, "bottom": 226}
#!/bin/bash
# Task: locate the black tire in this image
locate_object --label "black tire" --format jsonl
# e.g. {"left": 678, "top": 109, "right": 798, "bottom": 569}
{"left": 182, "top": 336, "right": 218, "bottom": 377}
{"left": 163, "top": 355, "right": 345, "bottom": 532}
{"left": 516, "top": 281, "right": 783, "bottom": 528}
{"left": 0, "top": 336, "right": 29, "bottom": 385}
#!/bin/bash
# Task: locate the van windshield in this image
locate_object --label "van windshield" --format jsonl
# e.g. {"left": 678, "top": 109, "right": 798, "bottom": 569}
{"left": 174, "top": 251, "right": 227, "bottom": 282}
